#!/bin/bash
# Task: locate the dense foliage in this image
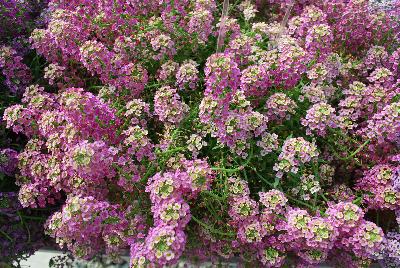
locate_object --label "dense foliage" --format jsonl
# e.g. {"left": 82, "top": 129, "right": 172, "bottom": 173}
{"left": 1, "top": 0, "right": 400, "bottom": 267}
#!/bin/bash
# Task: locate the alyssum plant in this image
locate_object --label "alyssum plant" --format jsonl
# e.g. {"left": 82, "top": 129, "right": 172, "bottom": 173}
{"left": 1, "top": 0, "right": 400, "bottom": 267}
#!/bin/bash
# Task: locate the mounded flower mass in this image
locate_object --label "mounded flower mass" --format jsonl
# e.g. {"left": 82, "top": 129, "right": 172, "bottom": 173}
{"left": 1, "top": 0, "right": 400, "bottom": 267}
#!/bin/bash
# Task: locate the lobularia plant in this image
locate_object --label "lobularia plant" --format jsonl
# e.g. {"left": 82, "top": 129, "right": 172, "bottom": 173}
{"left": 1, "top": 0, "right": 400, "bottom": 267}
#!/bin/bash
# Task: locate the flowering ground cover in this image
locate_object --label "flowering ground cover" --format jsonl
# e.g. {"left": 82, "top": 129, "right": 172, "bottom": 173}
{"left": 1, "top": 0, "right": 400, "bottom": 267}
{"left": 0, "top": 1, "right": 52, "bottom": 265}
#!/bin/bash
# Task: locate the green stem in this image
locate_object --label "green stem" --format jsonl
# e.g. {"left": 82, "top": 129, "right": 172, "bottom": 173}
{"left": 211, "top": 166, "right": 241, "bottom": 172}
{"left": 342, "top": 139, "right": 370, "bottom": 161}
{"left": 157, "top": 147, "right": 186, "bottom": 156}
{"left": 285, "top": 194, "right": 320, "bottom": 213}
{"left": 17, "top": 211, "right": 31, "bottom": 243}
{"left": 251, "top": 166, "right": 281, "bottom": 190}
{"left": 140, "top": 164, "right": 157, "bottom": 183}
{"left": 191, "top": 215, "right": 235, "bottom": 237}
{"left": 331, "top": 139, "right": 370, "bottom": 161}
{"left": 320, "top": 193, "right": 329, "bottom": 203}
{"left": 202, "top": 190, "right": 225, "bottom": 202}
{"left": 0, "top": 230, "right": 13, "bottom": 242}
{"left": 253, "top": 169, "right": 274, "bottom": 188}
{"left": 211, "top": 146, "right": 253, "bottom": 173}
{"left": 353, "top": 196, "right": 363, "bottom": 205}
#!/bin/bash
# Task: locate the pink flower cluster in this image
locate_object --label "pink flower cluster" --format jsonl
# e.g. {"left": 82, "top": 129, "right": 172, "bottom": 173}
{"left": 176, "top": 60, "right": 199, "bottom": 90}
{"left": 221, "top": 177, "right": 385, "bottom": 267}
{"left": 1, "top": 0, "right": 400, "bottom": 266}
{"left": 137, "top": 158, "right": 214, "bottom": 266}
{"left": 356, "top": 164, "right": 400, "bottom": 210}
{"left": 154, "top": 86, "right": 189, "bottom": 126}
{"left": 46, "top": 195, "right": 147, "bottom": 259}
{"left": 301, "top": 102, "right": 338, "bottom": 136}
{"left": 200, "top": 53, "right": 269, "bottom": 157}
{"left": 0, "top": 148, "right": 19, "bottom": 176}
{"left": 0, "top": 46, "right": 32, "bottom": 93}
{"left": 273, "top": 137, "right": 319, "bottom": 178}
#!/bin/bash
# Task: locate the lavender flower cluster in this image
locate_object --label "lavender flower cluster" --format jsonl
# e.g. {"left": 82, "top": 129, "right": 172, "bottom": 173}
{"left": 1, "top": 0, "right": 400, "bottom": 267}
{"left": 0, "top": 0, "right": 49, "bottom": 94}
